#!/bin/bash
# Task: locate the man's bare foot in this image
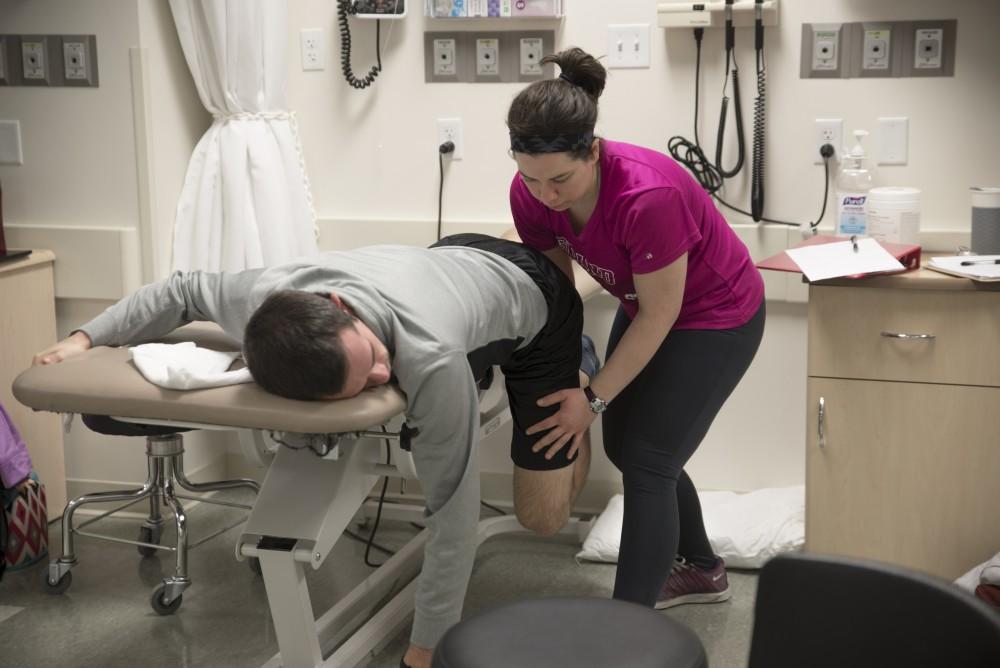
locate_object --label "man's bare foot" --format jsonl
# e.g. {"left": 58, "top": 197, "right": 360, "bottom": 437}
{"left": 402, "top": 643, "right": 433, "bottom": 668}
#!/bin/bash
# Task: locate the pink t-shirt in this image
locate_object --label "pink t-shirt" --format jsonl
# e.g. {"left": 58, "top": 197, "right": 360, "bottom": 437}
{"left": 511, "top": 140, "right": 764, "bottom": 330}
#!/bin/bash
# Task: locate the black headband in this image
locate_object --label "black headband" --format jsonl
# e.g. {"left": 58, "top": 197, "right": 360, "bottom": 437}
{"left": 509, "top": 130, "right": 595, "bottom": 155}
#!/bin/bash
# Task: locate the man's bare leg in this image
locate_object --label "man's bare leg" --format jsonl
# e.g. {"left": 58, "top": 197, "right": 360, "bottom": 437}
{"left": 513, "top": 430, "right": 591, "bottom": 536}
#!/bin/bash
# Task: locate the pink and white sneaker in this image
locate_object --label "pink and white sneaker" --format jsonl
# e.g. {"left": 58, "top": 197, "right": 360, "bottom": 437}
{"left": 655, "top": 556, "right": 732, "bottom": 610}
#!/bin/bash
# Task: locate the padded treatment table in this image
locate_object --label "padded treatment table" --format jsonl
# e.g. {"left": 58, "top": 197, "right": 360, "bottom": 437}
{"left": 11, "top": 314, "right": 595, "bottom": 668}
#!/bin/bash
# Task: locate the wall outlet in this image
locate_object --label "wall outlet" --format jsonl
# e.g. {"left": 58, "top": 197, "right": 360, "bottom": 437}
{"left": 61, "top": 35, "right": 98, "bottom": 86}
{"left": 862, "top": 28, "right": 891, "bottom": 71}
{"left": 300, "top": 28, "right": 325, "bottom": 71}
{"left": 476, "top": 38, "right": 500, "bottom": 77}
{"left": 437, "top": 117, "right": 463, "bottom": 161}
{"left": 433, "top": 38, "right": 457, "bottom": 76}
{"left": 811, "top": 27, "right": 839, "bottom": 71}
{"left": 520, "top": 38, "right": 543, "bottom": 76}
{"left": 21, "top": 36, "right": 48, "bottom": 83}
{"left": 914, "top": 28, "right": 943, "bottom": 69}
{"left": 607, "top": 24, "right": 650, "bottom": 69}
{"left": 814, "top": 118, "right": 843, "bottom": 164}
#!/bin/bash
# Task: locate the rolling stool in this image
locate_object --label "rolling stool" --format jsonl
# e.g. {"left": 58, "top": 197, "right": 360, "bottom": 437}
{"left": 432, "top": 597, "right": 707, "bottom": 668}
{"left": 43, "top": 415, "right": 261, "bottom": 614}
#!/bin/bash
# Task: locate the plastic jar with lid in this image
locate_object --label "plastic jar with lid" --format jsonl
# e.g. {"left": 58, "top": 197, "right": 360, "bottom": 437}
{"left": 867, "top": 187, "right": 921, "bottom": 245}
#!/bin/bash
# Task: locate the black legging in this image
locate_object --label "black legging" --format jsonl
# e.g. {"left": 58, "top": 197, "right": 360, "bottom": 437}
{"left": 604, "top": 301, "right": 765, "bottom": 606}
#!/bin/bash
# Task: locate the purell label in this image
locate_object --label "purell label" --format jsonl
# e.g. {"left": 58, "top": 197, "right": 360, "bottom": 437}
{"left": 837, "top": 193, "right": 868, "bottom": 235}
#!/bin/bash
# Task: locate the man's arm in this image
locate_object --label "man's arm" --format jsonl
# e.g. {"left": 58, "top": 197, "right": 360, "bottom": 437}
{"left": 400, "top": 352, "right": 482, "bottom": 654}
{"left": 33, "top": 269, "right": 263, "bottom": 365}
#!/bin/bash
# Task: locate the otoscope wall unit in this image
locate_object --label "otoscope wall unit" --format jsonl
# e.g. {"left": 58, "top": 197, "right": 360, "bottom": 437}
{"left": 657, "top": 1, "right": 778, "bottom": 30}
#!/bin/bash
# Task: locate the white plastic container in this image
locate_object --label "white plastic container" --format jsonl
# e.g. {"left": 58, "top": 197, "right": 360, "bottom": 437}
{"left": 835, "top": 130, "right": 874, "bottom": 237}
{"left": 867, "top": 187, "right": 921, "bottom": 245}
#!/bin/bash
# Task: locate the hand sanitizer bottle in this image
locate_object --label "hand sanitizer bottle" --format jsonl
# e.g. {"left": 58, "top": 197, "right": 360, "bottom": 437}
{"left": 835, "top": 130, "right": 874, "bottom": 237}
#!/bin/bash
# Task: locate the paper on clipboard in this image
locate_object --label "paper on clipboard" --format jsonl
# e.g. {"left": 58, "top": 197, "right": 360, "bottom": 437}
{"left": 784, "top": 238, "right": 905, "bottom": 282}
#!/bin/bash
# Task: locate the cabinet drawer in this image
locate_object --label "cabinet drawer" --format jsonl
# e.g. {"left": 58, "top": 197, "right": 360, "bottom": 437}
{"left": 805, "top": 378, "right": 1000, "bottom": 579}
{"left": 808, "top": 286, "right": 1000, "bottom": 387}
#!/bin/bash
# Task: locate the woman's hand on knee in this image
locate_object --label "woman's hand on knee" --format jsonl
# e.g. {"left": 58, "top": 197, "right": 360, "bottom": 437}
{"left": 527, "top": 388, "right": 595, "bottom": 460}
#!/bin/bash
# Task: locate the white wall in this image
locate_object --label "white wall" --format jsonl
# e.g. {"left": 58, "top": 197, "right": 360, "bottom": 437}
{"left": 2, "top": 0, "right": 999, "bottom": 498}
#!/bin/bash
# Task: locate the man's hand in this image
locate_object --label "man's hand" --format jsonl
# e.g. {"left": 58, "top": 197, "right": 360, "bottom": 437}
{"left": 33, "top": 330, "right": 93, "bottom": 366}
{"left": 526, "top": 387, "right": 596, "bottom": 460}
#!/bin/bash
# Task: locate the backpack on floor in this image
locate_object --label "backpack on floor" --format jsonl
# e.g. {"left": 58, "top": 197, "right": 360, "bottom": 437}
{"left": 2, "top": 474, "right": 48, "bottom": 574}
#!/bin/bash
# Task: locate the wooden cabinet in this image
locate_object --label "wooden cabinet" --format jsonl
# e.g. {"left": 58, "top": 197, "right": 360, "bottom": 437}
{"left": 0, "top": 250, "right": 66, "bottom": 515}
{"left": 805, "top": 266, "right": 1000, "bottom": 580}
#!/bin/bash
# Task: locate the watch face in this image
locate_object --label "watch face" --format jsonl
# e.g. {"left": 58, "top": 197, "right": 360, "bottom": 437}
{"left": 589, "top": 398, "right": 607, "bottom": 414}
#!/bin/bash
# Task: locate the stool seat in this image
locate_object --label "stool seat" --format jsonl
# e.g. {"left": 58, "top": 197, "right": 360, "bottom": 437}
{"left": 82, "top": 414, "right": 192, "bottom": 437}
{"left": 432, "top": 597, "right": 707, "bottom": 668}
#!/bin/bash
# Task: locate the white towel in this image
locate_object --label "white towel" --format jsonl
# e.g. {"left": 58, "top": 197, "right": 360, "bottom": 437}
{"left": 129, "top": 342, "right": 253, "bottom": 390}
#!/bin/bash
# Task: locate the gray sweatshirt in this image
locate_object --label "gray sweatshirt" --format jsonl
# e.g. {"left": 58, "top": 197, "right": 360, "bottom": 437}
{"left": 80, "top": 245, "right": 548, "bottom": 647}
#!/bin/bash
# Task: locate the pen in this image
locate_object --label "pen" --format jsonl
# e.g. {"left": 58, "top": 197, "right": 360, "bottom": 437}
{"left": 960, "top": 259, "right": 1000, "bottom": 266}
{"left": 850, "top": 235, "right": 859, "bottom": 253}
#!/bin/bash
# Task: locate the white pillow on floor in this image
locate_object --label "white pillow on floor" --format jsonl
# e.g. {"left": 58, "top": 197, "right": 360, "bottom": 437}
{"left": 576, "top": 486, "right": 805, "bottom": 569}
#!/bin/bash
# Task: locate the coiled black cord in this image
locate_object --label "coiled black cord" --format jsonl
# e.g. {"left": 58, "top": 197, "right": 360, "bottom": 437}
{"left": 668, "top": 28, "right": 830, "bottom": 229}
{"left": 337, "top": 0, "right": 382, "bottom": 90}
{"left": 750, "top": 0, "right": 766, "bottom": 222}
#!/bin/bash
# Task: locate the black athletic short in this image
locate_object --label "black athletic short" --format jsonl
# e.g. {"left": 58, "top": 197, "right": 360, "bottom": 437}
{"left": 431, "top": 233, "right": 584, "bottom": 471}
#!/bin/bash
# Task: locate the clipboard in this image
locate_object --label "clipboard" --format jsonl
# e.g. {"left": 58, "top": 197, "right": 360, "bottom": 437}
{"left": 756, "top": 235, "right": 921, "bottom": 280}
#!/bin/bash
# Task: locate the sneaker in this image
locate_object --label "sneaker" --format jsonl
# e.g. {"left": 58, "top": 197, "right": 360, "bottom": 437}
{"left": 655, "top": 556, "right": 732, "bottom": 610}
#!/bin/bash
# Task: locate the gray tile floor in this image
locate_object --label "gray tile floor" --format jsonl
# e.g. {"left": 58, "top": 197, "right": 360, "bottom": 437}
{"left": 0, "top": 494, "right": 757, "bottom": 668}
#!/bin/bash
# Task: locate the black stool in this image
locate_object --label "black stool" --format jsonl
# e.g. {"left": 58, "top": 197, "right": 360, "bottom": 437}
{"left": 44, "top": 415, "right": 261, "bottom": 614}
{"left": 432, "top": 597, "right": 708, "bottom": 668}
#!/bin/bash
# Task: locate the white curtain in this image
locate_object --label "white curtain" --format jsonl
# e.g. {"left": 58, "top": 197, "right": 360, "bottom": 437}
{"left": 169, "top": 0, "right": 318, "bottom": 272}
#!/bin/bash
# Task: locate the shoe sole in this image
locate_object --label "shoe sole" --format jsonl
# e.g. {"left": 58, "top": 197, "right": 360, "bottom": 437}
{"left": 655, "top": 589, "right": 732, "bottom": 610}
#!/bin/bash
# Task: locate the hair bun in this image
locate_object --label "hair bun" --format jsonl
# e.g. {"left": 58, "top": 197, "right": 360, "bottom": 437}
{"left": 543, "top": 47, "right": 606, "bottom": 101}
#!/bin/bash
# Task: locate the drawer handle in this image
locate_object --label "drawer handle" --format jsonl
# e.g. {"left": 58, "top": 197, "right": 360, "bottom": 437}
{"left": 818, "top": 397, "right": 825, "bottom": 450}
{"left": 880, "top": 331, "right": 935, "bottom": 340}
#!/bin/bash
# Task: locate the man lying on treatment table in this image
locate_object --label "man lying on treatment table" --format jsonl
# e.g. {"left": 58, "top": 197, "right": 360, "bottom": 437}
{"left": 33, "top": 233, "right": 596, "bottom": 668}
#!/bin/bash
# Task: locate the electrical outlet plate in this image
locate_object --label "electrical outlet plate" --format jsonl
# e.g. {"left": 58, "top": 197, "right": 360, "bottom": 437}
{"left": 814, "top": 118, "right": 843, "bottom": 165}
{"left": 476, "top": 37, "right": 500, "bottom": 77}
{"left": 21, "top": 35, "right": 48, "bottom": 84}
{"left": 810, "top": 24, "right": 841, "bottom": 73}
{"left": 437, "top": 117, "right": 463, "bottom": 161}
{"left": 607, "top": 24, "right": 650, "bottom": 69}
{"left": 519, "top": 37, "right": 543, "bottom": 76}
{"left": 862, "top": 27, "right": 891, "bottom": 71}
{"left": 914, "top": 28, "right": 943, "bottom": 69}
{"left": 433, "top": 38, "right": 457, "bottom": 76}
{"left": 300, "top": 28, "right": 324, "bottom": 71}
{"left": 61, "top": 35, "right": 98, "bottom": 86}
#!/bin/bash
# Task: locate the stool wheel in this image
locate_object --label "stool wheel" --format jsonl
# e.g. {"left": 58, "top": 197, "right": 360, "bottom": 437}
{"left": 137, "top": 526, "right": 162, "bottom": 558}
{"left": 43, "top": 570, "right": 72, "bottom": 595}
{"left": 150, "top": 582, "right": 183, "bottom": 615}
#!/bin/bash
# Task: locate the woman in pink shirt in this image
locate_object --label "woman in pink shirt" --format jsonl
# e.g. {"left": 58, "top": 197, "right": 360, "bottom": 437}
{"left": 508, "top": 48, "right": 765, "bottom": 609}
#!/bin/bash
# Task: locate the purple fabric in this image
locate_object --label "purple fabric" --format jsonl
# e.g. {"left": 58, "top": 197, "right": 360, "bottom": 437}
{"left": 511, "top": 139, "right": 764, "bottom": 329}
{"left": 0, "top": 401, "right": 32, "bottom": 489}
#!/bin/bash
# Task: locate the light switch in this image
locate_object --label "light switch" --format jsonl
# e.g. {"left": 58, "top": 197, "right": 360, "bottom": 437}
{"left": 607, "top": 24, "right": 650, "bottom": 69}
{"left": 876, "top": 116, "right": 908, "bottom": 165}
{"left": 0, "top": 120, "right": 24, "bottom": 165}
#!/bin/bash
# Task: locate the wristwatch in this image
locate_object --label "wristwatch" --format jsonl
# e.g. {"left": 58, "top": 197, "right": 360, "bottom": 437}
{"left": 583, "top": 385, "right": 608, "bottom": 414}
